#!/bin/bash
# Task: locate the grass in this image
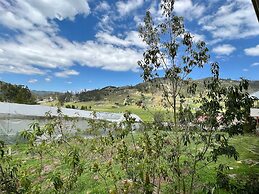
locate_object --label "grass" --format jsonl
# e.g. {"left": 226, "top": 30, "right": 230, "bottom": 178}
{"left": 44, "top": 100, "right": 163, "bottom": 122}
{"left": 198, "top": 134, "right": 259, "bottom": 180}
{"left": 42, "top": 94, "right": 203, "bottom": 122}
{"left": 33, "top": 100, "right": 259, "bottom": 192}
{"left": 7, "top": 132, "right": 259, "bottom": 193}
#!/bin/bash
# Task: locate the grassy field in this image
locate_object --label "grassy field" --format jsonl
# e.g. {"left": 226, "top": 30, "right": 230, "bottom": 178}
{"left": 9, "top": 133, "right": 259, "bottom": 193}
{"left": 44, "top": 100, "right": 163, "bottom": 122}
{"left": 43, "top": 98, "right": 201, "bottom": 122}
{"left": 33, "top": 98, "right": 259, "bottom": 193}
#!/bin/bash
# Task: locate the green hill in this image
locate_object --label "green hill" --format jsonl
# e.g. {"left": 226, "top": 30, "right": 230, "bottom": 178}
{"left": 70, "top": 78, "right": 259, "bottom": 104}
{"left": 0, "top": 81, "right": 36, "bottom": 104}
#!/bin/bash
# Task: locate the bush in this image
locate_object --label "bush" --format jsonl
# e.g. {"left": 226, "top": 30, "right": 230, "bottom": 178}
{"left": 80, "top": 105, "right": 88, "bottom": 110}
{"left": 243, "top": 117, "right": 257, "bottom": 134}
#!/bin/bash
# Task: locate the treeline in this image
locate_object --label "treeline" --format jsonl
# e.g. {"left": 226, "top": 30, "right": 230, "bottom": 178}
{"left": 58, "top": 86, "right": 127, "bottom": 103}
{"left": 76, "top": 89, "right": 102, "bottom": 101}
{"left": 0, "top": 81, "right": 36, "bottom": 104}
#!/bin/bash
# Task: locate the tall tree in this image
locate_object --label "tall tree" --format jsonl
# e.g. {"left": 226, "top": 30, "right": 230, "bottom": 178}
{"left": 138, "top": 0, "right": 210, "bottom": 126}
{"left": 135, "top": 0, "right": 254, "bottom": 193}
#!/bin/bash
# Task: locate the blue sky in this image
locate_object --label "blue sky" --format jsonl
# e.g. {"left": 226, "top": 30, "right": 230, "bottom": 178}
{"left": 0, "top": 0, "right": 258, "bottom": 92}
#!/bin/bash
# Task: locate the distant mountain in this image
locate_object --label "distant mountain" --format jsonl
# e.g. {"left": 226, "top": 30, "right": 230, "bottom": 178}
{"left": 32, "top": 90, "right": 61, "bottom": 97}
{"left": 72, "top": 78, "right": 259, "bottom": 105}
{"left": 1, "top": 78, "right": 259, "bottom": 105}
{"left": 193, "top": 78, "right": 259, "bottom": 93}
{"left": 247, "top": 80, "right": 259, "bottom": 93}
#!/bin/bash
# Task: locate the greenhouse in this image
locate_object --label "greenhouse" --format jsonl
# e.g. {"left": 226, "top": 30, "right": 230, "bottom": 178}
{"left": 0, "top": 102, "right": 142, "bottom": 142}
{"left": 250, "top": 91, "right": 259, "bottom": 99}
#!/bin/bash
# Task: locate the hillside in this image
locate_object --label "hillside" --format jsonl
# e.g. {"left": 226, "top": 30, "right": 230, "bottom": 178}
{"left": 32, "top": 90, "right": 61, "bottom": 97}
{"left": 1, "top": 78, "right": 259, "bottom": 108}
{"left": 65, "top": 78, "right": 259, "bottom": 104}
{"left": 0, "top": 81, "right": 36, "bottom": 104}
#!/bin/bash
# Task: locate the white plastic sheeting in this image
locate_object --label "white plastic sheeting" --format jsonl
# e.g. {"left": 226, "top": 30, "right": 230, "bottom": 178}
{"left": 250, "top": 108, "right": 259, "bottom": 117}
{"left": 0, "top": 102, "right": 142, "bottom": 122}
{"left": 250, "top": 91, "right": 259, "bottom": 99}
{"left": 0, "top": 102, "right": 142, "bottom": 141}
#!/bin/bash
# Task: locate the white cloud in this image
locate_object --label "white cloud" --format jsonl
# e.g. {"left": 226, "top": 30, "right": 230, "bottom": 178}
{"left": 174, "top": 0, "right": 205, "bottom": 19}
{"left": 243, "top": 68, "right": 249, "bottom": 72}
{"left": 0, "top": 0, "right": 143, "bottom": 76}
{"left": 28, "top": 79, "right": 38, "bottom": 83}
{"left": 45, "top": 77, "right": 51, "bottom": 82}
{"left": 96, "top": 31, "right": 146, "bottom": 48}
{"left": 191, "top": 33, "right": 206, "bottom": 42}
{"left": 0, "top": 64, "right": 44, "bottom": 75}
{"left": 126, "top": 31, "right": 147, "bottom": 48}
{"left": 95, "top": 1, "right": 110, "bottom": 12}
{"left": 96, "top": 32, "right": 129, "bottom": 46}
{"left": 199, "top": 1, "right": 259, "bottom": 40}
{"left": 212, "top": 44, "right": 236, "bottom": 55}
{"left": 76, "top": 41, "right": 142, "bottom": 72}
{"left": 116, "top": 0, "right": 144, "bottom": 16}
{"left": 147, "top": 0, "right": 205, "bottom": 24}
{"left": 251, "top": 62, "right": 259, "bottom": 67}
{"left": 0, "top": 32, "right": 142, "bottom": 75}
{"left": 97, "top": 14, "right": 115, "bottom": 33}
{"left": 55, "top": 70, "right": 79, "bottom": 78}
{"left": 244, "top": 45, "right": 259, "bottom": 56}
{"left": 0, "top": 0, "right": 90, "bottom": 33}
{"left": 148, "top": 1, "right": 164, "bottom": 23}
{"left": 0, "top": 10, "right": 34, "bottom": 31}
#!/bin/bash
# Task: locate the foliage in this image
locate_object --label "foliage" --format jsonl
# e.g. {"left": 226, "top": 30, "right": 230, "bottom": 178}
{"left": 0, "top": 1, "right": 257, "bottom": 193}
{"left": 18, "top": 109, "right": 85, "bottom": 193}
{"left": 87, "top": 0, "right": 256, "bottom": 193}
{"left": 0, "top": 81, "right": 36, "bottom": 104}
{"left": 76, "top": 89, "right": 102, "bottom": 102}
{"left": 0, "top": 140, "right": 31, "bottom": 193}
{"left": 1, "top": 115, "right": 258, "bottom": 193}
{"left": 80, "top": 105, "right": 88, "bottom": 110}
{"left": 58, "top": 91, "right": 73, "bottom": 106}
{"left": 214, "top": 164, "right": 259, "bottom": 194}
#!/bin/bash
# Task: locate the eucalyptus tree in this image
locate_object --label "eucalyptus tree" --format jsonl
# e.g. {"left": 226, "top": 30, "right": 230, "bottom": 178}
{"left": 138, "top": 0, "right": 210, "bottom": 126}
{"left": 132, "top": 0, "right": 254, "bottom": 193}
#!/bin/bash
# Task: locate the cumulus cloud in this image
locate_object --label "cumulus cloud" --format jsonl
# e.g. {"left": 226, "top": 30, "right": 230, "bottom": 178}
{"left": 251, "top": 62, "right": 259, "bottom": 67}
{"left": 147, "top": 0, "right": 205, "bottom": 24}
{"left": 76, "top": 41, "right": 142, "bottom": 72}
{"left": 45, "top": 77, "right": 51, "bottom": 82}
{"left": 0, "top": 32, "right": 142, "bottom": 75}
{"left": 244, "top": 45, "right": 259, "bottom": 56}
{"left": 95, "top": 1, "right": 110, "bottom": 12}
{"left": 212, "top": 44, "right": 236, "bottom": 55}
{"left": 191, "top": 33, "right": 206, "bottom": 42}
{"left": 199, "top": 0, "right": 259, "bottom": 40}
{"left": 174, "top": 0, "right": 205, "bottom": 19}
{"left": 96, "top": 31, "right": 146, "bottom": 48}
{"left": 0, "top": 0, "right": 143, "bottom": 76}
{"left": 55, "top": 70, "right": 79, "bottom": 78}
{"left": 0, "top": 0, "right": 90, "bottom": 33}
{"left": 0, "top": 63, "right": 44, "bottom": 75}
{"left": 116, "top": 0, "right": 144, "bottom": 16}
{"left": 28, "top": 79, "right": 38, "bottom": 83}
{"left": 97, "top": 14, "right": 114, "bottom": 32}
